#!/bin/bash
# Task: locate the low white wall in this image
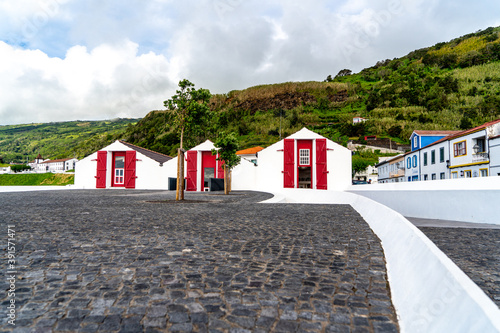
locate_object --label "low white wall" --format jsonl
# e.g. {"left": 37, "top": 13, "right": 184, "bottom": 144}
{"left": 261, "top": 189, "right": 500, "bottom": 333}
{"left": 348, "top": 177, "right": 500, "bottom": 225}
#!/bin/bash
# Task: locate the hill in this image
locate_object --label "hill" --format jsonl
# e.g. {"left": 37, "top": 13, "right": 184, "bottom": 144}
{"left": 1, "top": 26, "right": 499, "bottom": 162}
{"left": 0, "top": 119, "right": 139, "bottom": 163}
{"left": 123, "top": 26, "right": 500, "bottom": 155}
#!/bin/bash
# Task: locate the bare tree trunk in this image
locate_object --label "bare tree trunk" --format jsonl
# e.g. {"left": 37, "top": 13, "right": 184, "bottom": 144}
{"left": 176, "top": 148, "right": 182, "bottom": 201}
{"left": 176, "top": 127, "right": 185, "bottom": 201}
{"left": 180, "top": 150, "right": 184, "bottom": 200}
{"left": 224, "top": 164, "right": 229, "bottom": 195}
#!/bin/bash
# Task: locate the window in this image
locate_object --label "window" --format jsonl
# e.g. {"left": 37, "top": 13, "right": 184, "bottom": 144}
{"left": 464, "top": 170, "right": 472, "bottom": 178}
{"left": 440, "top": 172, "right": 445, "bottom": 179}
{"left": 423, "top": 152, "right": 428, "bottom": 166}
{"left": 407, "top": 158, "right": 411, "bottom": 169}
{"left": 299, "top": 149, "right": 310, "bottom": 165}
{"left": 480, "top": 169, "right": 488, "bottom": 177}
{"left": 431, "top": 150, "right": 436, "bottom": 164}
{"left": 440, "top": 147, "right": 445, "bottom": 163}
{"left": 413, "top": 136, "right": 418, "bottom": 148}
{"left": 431, "top": 173, "right": 436, "bottom": 180}
{"left": 452, "top": 171, "right": 458, "bottom": 179}
{"left": 475, "top": 138, "right": 486, "bottom": 153}
{"left": 412, "top": 155, "right": 417, "bottom": 168}
{"left": 424, "top": 174, "right": 428, "bottom": 181}
{"left": 453, "top": 141, "right": 466, "bottom": 157}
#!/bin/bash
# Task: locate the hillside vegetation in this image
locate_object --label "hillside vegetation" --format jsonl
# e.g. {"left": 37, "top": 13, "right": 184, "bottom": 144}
{"left": 123, "top": 26, "right": 500, "bottom": 156}
{"left": 0, "top": 173, "right": 74, "bottom": 186}
{"left": 0, "top": 118, "right": 138, "bottom": 163}
{"left": 1, "top": 26, "right": 499, "bottom": 161}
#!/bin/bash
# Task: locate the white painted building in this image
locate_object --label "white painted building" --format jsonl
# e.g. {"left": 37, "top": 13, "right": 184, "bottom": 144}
{"left": 448, "top": 119, "right": 500, "bottom": 179}
{"left": 232, "top": 128, "right": 352, "bottom": 191}
{"left": 490, "top": 134, "right": 500, "bottom": 176}
{"left": 376, "top": 155, "right": 404, "bottom": 183}
{"left": 419, "top": 139, "right": 450, "bottom": 181}
{"left": 40, "top": 158, "right": 78, "bottom": 173}
{"left": 0, "top": 166, "right": 11, "bottom": 174}
{"left": 75, "top": 140, "right": 173, "bottom": 189}
{"left": 236, "top": 146, "right": 263, "bottom": 166}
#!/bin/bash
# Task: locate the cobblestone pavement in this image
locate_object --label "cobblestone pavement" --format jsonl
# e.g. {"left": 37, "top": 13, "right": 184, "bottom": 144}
{"left": 418, "top": 227, "right": 500, "bottom": 308}
{"left": 0, "top": 190, "right": 399, "bottom": 332}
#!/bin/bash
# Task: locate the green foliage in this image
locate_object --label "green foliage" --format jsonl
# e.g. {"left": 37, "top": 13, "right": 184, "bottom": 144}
{"left": 212, "top": 132, "right": 241, "bottom": 170}
{"left": 11, "top": 164, "right": 31, "bottom": 173}
{"left": 164, "top": 79, "right": 212, "bottom": 150}
{"left": 0, "top": 173, "right": 74, "bottom": 186}
{"left": 0, "top": 118, "right": 138, "bottom": 163}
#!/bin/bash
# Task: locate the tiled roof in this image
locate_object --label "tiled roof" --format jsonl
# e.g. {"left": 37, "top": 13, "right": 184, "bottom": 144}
{"left": 413, "top": 130, "right": 461, "bottom": 136}
{"left": 236, "top": 146, "right": 264, "bottom": 155}
{"left": 119, "top": 141, "right": 172, "bottom": 164}
{"left": 405, "top": 118, "right": 500, "bottom": 155}
{"left": 41, "top": 158, "right": 74, "bottom": 164}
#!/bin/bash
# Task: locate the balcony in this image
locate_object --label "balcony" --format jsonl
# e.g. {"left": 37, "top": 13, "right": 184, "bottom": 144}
{"left": 472, "top": 152, "right": 489, "bottom": 163}
{"left": 390, "top": 169, "right": 405, "bottom": 178}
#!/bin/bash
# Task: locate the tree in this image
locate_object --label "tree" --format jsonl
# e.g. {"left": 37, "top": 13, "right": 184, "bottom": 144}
{"left": 212, "top": 132, "right": 241, "bottom": 194}
{"left": 164, "top": 79, "right": 211, "bottom": 200}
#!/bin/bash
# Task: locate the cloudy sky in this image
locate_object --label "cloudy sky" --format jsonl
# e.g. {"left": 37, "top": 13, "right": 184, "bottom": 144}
{"left": 1, "top": 0, "right": 499, "bottom": 125}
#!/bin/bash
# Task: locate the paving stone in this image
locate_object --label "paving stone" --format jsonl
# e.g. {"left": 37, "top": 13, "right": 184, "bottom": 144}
{"left": 0, "top": 190, "right": 400, "bottom": 332}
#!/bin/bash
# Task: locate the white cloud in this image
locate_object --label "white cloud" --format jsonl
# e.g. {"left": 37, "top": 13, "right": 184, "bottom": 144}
{"left": 0, "top": 40, "right": 176, "bottom": 124}
{"left": 1, "top": 0, "right": 500, "bottom": 124}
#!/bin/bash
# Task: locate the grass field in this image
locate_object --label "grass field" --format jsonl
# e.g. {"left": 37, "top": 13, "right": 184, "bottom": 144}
{"left": 0, "top": 173, "right": 74, "bottom": 186}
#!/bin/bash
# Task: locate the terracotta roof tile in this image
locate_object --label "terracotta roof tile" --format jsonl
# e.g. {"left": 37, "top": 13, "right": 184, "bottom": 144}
{"left": 236, "top": 146, "right": 264, "bottom": 155}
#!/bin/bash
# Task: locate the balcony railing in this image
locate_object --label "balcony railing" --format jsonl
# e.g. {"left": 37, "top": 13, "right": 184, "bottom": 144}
{"left": 472, "top": 152, "right": 489, "bottom": 163}
{"left": 390, "top": 169, "right": 405, "bottom": 178}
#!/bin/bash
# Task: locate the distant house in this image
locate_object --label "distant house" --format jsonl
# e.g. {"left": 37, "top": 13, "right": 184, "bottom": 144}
{"left": 409, "top": 130, "right": 460, "bottom": 151}
{"left": 41, "top": 158, "right": 78, "bottom": 173}
{"left": 236, "top": 146, "right": 263, "bottom": 165}
{"left": 75, "top": 140, "right": 172, "bottom": 189}
{"left": 0, "top": 166, "right": 11, "bottom": 174}
{"left": 353, "top": 117, "right": 367, "bottom": 124}
{"left": 376, "top": 155, "right": 405, "bottom": 183}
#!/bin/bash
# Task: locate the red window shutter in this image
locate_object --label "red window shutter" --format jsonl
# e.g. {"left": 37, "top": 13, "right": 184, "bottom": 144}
{"left": 283, "top": 139, "right": 295, "bottom": 188}
{"left": 217, "top": 154, "right": 225, "bottom": 179}
{"left": 96, "top": 151, "right": 107, "bottom": 188}
{"left": 186, "top": 150, "right": 198, "bottom": 191}
{"left": 316, "top": 139, "right": 328, "bottom": 190}
{"left": 125, "top": 151, "right": 137, "bottom": 189}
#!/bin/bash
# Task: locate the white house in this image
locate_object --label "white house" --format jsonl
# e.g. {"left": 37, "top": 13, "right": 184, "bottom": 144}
{"left": 75, "top": 140, "right": 173, "bottom": 189}
{"left": 236, "top": 146, "right": 263, "bottom": 166}
{"left": 232, "top": 128, "right": 352, "bottom": 191}
{"left": 183, "top": 140, "right": 225, "bottom": 192}
{"left": 40, "top": 158, "right": 78, "bottom": 173}
{"left": 376, "top": 155, "right": 404, "bottom": 183}
{"left": 419, "top": 138, "right": 450, "bottom": 181}
{"left": 448, "top": 119, "right": 500, "bottom": 179}
{"left": 0, "top": 166, "right": 11, "bottom": 174}
{"left": 490, "top": 134, "right": 500, "bottom": 176}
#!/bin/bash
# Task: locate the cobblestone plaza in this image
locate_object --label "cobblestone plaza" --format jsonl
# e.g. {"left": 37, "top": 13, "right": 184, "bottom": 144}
{"left": 1, "top": 190, "right": 399, "bottom": 332}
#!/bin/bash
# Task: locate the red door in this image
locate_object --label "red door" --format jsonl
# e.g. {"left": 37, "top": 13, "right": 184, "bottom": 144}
{"left": 125, "top": 151, "right": 137, "bottom": 189}
{"left": 316, "top": 139, "right": 328, "bottom": 190}
{"left": 186, "top": 150, "right": 198, "bottom": 191}
{"left": 296, "top": 140, "right": 312, "bottom": 188}
{"left": 201, "top": 151, "right": 216, "bottom": 190}
{"left": 112, "top": 152, "right": 126, "bottom": 187}
{"left": 96, "top": 151, "right": 107, "bottom": 188}
{"left": 283, "top": 139, "right": 295, "bottom": 188}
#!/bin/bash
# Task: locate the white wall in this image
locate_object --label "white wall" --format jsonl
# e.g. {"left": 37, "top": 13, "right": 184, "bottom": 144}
{"left": 262, "top": 189, "right": 500, "bottom": 333}
{"left": 348, "top": 177, "right": 500, "bottom": 225}
{"left": 75, "top": 141, "right": 176, "bottom": 190}
{"left": 490, "top": 137, "right": 500, "bottom": 176}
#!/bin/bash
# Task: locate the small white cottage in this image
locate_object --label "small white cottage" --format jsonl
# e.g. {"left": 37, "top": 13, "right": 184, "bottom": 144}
{"left": 75, "top": 140, "right": 173, "bottom": 189}
{"left": 232, "top": 128, "right": 352, "bottom": 191}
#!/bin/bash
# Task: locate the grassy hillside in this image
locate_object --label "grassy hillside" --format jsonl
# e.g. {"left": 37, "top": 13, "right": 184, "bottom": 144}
{"left": 123, "top": 26, "right": 500, "bottom": 155}
{"left": 0, "top": 173, "right": 74, "bottom": 186}
{"left": 2, "top": 26, "right": 499, "bottom": 161}
{"left": 0, "top": 118, "right": 139, "bottom": 163}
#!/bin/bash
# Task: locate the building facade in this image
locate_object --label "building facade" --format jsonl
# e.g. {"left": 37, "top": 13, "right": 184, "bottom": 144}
{"left": 75, "top": 140, "right": 172, "bottom": 189}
